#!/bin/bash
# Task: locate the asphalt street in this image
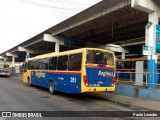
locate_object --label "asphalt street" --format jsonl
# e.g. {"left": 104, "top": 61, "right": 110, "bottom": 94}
{"left": 0, "top": 76, "right": 155, "bottom": 120}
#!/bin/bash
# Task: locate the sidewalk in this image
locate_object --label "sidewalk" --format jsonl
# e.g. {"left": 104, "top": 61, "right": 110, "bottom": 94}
{"left": 96, "top": 93, "right": 160, "bottom": 111}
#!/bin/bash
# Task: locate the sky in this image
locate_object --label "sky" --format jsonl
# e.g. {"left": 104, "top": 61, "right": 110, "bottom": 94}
{"left": 0, "top": 0, "right": 101, "bottom": 53}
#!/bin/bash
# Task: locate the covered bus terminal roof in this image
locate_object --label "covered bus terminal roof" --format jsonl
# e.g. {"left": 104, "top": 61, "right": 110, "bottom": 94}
{"left": 0, "top": 0, "right": 159, "bottom": 62}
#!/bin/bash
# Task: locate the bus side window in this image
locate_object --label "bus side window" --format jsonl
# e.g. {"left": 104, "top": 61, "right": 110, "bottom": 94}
{"left": 36, "top": 59, "right": 42, "bottom": 70}
{"left": 42, "top": 58, "right": 49, "bottom": 70}
{"left": 30, "top": 60, "right": 36, "bottom": 70}
{"left": 57, "top": 55, "right": 68, "bottom": 70}
{"left": 49, "top": 57, "right": 57, "bottom": 70}
{"left": 68, "top": 53, "right": 82, "bottom": 71}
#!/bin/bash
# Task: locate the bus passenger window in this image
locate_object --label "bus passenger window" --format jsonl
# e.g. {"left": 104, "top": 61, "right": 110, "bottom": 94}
{"left": 42, "top": 58, "right": 49, "bottom": 70}
{"left": 68, "top": 53, "right": 82, "bottom": 71}
{"left": 30, "top": 60, "right": 36, "bottom": 70}
{"left": 49, "top": 57, "right": 57, "bottom": 70}
{"left": 36, "top": 59, "right": 42, "bottom": 70}
{"left": 57, "top": 56, "right": 68, "bottom": 70}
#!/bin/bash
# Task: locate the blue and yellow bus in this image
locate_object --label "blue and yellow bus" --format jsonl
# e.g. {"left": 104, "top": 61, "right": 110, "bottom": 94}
{"left": 0, "top": 63, "right": 10, "bottom": 76}
{"left": 23, "top": 48, "right": 116, "bottom": 94}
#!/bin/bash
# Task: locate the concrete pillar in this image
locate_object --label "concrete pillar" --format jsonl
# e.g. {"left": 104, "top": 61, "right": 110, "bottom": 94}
{"left": 121, "top": 52, "right": 125, "bottom": 59}
{"left": 25, "top": 51, "right": 30, "bottom": 59}
{"left": 55, "top": 42, "right": 60, "bottom": 53}
{"left": 0, "top": 56, "right": 8, "bottom": 63}
{"left": 43, "top": 34, "right": 64, "bottom": 53}
{"left": 12, "top": 56, "right": 15, "bottom": 66}
{"left": 6, "top": 53, "right": 17, "bottom": 67}
{"left": 18, "top": 46, "right": 32, "bottom": 59}
{"left": 146, "top": 12, "right": 159, "bottom": 89}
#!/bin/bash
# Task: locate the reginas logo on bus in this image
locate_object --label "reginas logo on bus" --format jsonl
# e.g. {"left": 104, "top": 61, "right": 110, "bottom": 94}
{"left": 98, "top": 70, "right": 113, "bottom": 77}
{"left": 35, "top": 71, "right": 45, "bottom": 78}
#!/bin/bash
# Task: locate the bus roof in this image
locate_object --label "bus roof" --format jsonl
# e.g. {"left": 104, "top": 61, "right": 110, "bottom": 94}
{"left": 26, "top": 48, "right": 115, "bottom": 61}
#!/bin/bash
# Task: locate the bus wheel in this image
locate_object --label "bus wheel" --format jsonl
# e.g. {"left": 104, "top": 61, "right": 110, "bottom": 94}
{"left": 27, "top": 77, "right": 32, "bottom": 87}
{"left": 49, "top": 81, "right": 55, "bottom": 94}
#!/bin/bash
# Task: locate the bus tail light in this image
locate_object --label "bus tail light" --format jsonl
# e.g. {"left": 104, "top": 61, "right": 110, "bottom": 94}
{"left": 111, "top": 77, "right": 115, "bottom": 87}
{"left": 83, "top": 76, "right": 88, "bottom": 87}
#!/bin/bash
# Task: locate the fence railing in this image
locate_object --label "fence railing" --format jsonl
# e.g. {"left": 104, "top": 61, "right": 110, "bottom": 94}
{"left": 115, "top": 71, "right": 160, "bottom": 89}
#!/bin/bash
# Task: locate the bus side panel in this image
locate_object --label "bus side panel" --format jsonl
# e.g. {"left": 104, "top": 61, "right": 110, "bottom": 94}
{"left": 23, "top": 71, "right": 28, "bottom": 83}
{"left": 31, "top": 71, "right": 49, "bottom": 88}
{"left": 48, "top": 72, "right": 81, "bottom": 93}
{"left": 67, "top": 74, "right": 81, "bottom": 93}
{"left": 31, "top": 71, "right": 37, "bottom": 86}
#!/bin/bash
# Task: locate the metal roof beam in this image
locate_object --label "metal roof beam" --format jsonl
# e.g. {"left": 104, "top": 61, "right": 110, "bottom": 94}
{"left": 51, "top": 0, "right": 131, "bottom": 36}
{"left": 101, "top": 44, "right": 129, "bottom": 53}
{"left": 23, "top": 38, "right": 43, "bottom": 48}
{"left": 0, "top": 56, "right": 9, "bottom": 60}
{"left": 113, "top": 37, "right": 145, "bottom": 46}
{"left": 43, "top": 34, "right": 64, "bottom": 45}
{"left": 6, "top": 53, "right": 18, "bottom": 57}
{"left": 18, "top": 46, "right": 53, "bottom": 55}
{"left": 85, "top": 42, "right": 129, "bottom": 53}
{"left": 121, "top": 41, "right": 145, "bottom": 47}
{"left": 18, "top": 46, "right": 34, "bottom": 54}
{"left": 131, "top": 0, "right": 160, "bottom": 13}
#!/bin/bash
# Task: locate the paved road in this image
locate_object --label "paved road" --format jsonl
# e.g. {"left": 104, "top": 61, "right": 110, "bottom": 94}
{"left": 0, "top": 76, "right": 154, "bottom": 120}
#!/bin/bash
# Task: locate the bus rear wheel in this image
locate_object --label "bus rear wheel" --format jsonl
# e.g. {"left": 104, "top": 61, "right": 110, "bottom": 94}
{"left": 49, "top": 81, "right": 55, "bottom": 94}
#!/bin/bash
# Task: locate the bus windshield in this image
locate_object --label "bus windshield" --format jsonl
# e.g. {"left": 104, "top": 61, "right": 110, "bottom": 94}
{"left": 86, "top": 50, "right": 114, "bottom": 66}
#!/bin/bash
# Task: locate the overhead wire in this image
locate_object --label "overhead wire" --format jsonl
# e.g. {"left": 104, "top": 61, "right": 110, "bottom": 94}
{"left": 42, "top": 0, "right": 90, "bottom": 13}
{"left": 43, "top": 0, "right": 91, "bottom": 6}
{"left": 16, "top": 0, "right": 98, "bottom": 17}
{"left": 17, "top": 0, "right": 82, "bottom": 11}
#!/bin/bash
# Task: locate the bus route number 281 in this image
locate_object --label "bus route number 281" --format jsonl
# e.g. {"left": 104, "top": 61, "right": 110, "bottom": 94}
{"left": 70, "top": 77, "right": 76, "bottom": 83}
